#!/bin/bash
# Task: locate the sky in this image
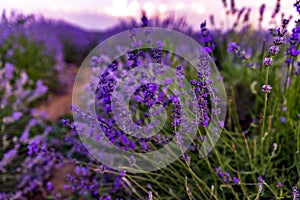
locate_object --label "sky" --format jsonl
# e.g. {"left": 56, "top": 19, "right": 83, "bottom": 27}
{"left": 0, "top": 0, "right": 298, "bottom": 31}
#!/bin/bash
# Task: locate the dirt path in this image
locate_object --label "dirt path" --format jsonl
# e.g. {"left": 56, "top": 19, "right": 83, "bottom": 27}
{"left": 38, "top": 88, "right": 73, "bottom": 121}
{"left": 37, "top": 66, "right": 78, "bottom": 122}
{"left": 36, "top": 66, "right": 78, "bottom": 198}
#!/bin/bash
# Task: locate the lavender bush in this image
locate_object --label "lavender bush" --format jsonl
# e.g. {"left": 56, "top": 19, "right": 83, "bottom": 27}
{"left": 0, "top": 63, "right": 65, "bottom": 199}
{"left": 0, "top": 12, "right": 67, "bottom": 94}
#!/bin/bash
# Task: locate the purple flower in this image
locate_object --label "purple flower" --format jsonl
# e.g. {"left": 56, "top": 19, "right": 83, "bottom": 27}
{"left": 273, "top": 143, "right": 278, "bottom": 151}
{"left": 200, "top": 20, "right": 215, "bottom": 53}
{"left": 27, "top": 142, "right": 39, "bottom": 156}
{"left": 258, "top": 176, "right": 264, "bottom": 183}
{"left": 233, "top": 177, "right": 240, "bottom": 184}
{"left": 129, "top": 28, "right": 137, "bottom": 38}
{"left": 28, "top": 80, "right": 47, "bottom": 101}
{"left": 222, "top": 0, "right": 227, "bottom": 8}
{"left": 259, "top": 4, "right": 266, "bottom": 17}
{"left": 276, "top": 181, "right": 282, "bottom": 187}
{"left": 204, "top": 47, "right": 212, "bottom": 53}
{"left": 269, "top": 46, "right": 280, "bottom": 55}
{"left": 243, "top": 8, "right": 251, "bottom": 23}
{"left": 101, "top": 196, "right": 111, "bottom": 200}
{"left": 264, "top": 57, "right": 273, "bottom": 66}
{"left": 120, "top": 170, "right": 126, "bottom": 177}
{"left": 214, "top": 167, "right": 232, "bottom": 183}
{"left": 294, "top": 0, "right": 300, "bottom": 15}
{"left": 273, "top": 36, "right": 284, "bottom": 45}
{"left": 271, "top": 0, "right": 281, "bottom": 19}
{"left": 190, "top": 80, "right": 197, "bottom": 85}
{"left": 0, "top": 148, "right": 18, "bottom": 171}
{"left": 90, "top": 56, "right": 102, "bottom": 68}
{"left": 292, "top": 186, "right": 299, "bottom": 200}
{"left": 291, "top": 47, "right": 300, "bottom": 57}
{"left": 156, "top": 40, "right": 164, "bottom": 49}
{"left": 46, "top": 182, "right": 53, "bottom": 191}
{"left": 152, "top": 47, "right": 162, "bottom": 63}
{"left": 283, "top": 19, "right": 289, "bottom": 26}
{"left": 63, "top": 184, "right": 69, "bottom": 190}
{"left": 280, "top": 117, "right": 286, "bottom": 124}
{"left": 2, "top": 112, "right": 23, "bottom": 124}
{"left": 258, "top": 183, "right": 263, "bottom": 193}
{"left": 61, "top": 119, "right": 70, "bottom": 127}
{"left": 227, "top": 42, "right": 251, "bottom": 61}
{"left": 261, "top": 85, "right": 272, "bottom": 93}
{"left": 12, "top": 112, "right": 22, "bottom": 120}
{"left": 282, "top": 106, "right": 287, "bottom": 112}
{"left": 141, "top": 11, "right": 149, "bottom": 27}
{"left": 219, "top": 121, "right": 225, "bottom": 128}
{"left": 230, "top": 0, "right": 237, "bottom": 14}
{"left": 227, "top": 42, "right": 239, "bottom": 53}
{"left": 209, "top": 15, "right": 215, "bottom": 26}
{"left": 29, "top": 118, "right": 38, "bottom": 126}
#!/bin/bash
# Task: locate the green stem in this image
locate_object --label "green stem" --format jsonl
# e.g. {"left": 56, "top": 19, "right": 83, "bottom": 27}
{"left": 260, "top": 66, "right": 270, "bottom": 169}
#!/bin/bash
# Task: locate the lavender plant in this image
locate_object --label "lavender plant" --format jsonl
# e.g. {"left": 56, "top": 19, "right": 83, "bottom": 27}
{"left": 60, "top": 3, "right": 300, "bottom": 199}
{"left": 0, "top": 12, "right": 67, "bottom": 94}
{"left": 0, "top": 0, "right": 300, "bottom": 199}
{"left": 0, "top": 63, "right": 66, "bottom": 199}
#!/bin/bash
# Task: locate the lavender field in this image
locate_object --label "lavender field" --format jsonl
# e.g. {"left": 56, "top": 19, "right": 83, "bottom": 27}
{"left": 0, "top": 0, "right": 300, "bottom": 199}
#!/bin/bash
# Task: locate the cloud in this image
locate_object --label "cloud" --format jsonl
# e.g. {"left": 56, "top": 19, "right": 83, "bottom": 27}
{"left": 174, "top": 2, "right": 185, "bottom": 10}
{"left": 190, "top": 2, "right": 205, "bottom": 14}
{"left": 104, "top": 0, "right": 140, "bottom": 17}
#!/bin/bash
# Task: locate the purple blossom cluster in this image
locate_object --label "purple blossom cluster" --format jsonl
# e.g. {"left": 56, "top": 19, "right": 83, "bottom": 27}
{"left": 261, "top": 84, "right": 272, "bottom": 93}
{"left": 66, "top": 17, "right": 227, "bottom": 199}
{"left": 271, "top": 0, "right": 281, "bottom": 19}
{"left": 64, "top": 166, "right": 98, "bottom": 195}
{"left": 0, "top": 63, "right": 66, "bottom": 199}
{"left": 200, "top": 21, "right": 216, "bottom": 54}
{"left": 285, "top": 20, "right": 300, "bottom": 64}
{"left": 63, "top": 165, "right": 127, "bottom": 199}
{"left": 0, "top": 12, "right": 72, "bottom": 93}
{"left": 293, "top": 186, "right": 299, "bottom": 200}
{"left": 227, "top": 42, "right": 252, "bottom": 64}
{"left": 294, "top": 0, "right": 300, "bottom": 15}
{"left": 260, "top": 19, "right": 290, "bottom": 93}
{"left": 141, "top": 11, "right": 149, "bottom": 27}
{"left": 214, "top": 167, "right": 240, "bottom": 184}
{"left": 191, "top": 59, "right": 211, "bottom": 128}
{"left": 0, "top": 63, "right": 48, "bottom": 112}
{"left": 76, "top": 26, "right": 220, "bottom": 161}
{"left": 259, "top": 4, "right": 266, "bottom": 26}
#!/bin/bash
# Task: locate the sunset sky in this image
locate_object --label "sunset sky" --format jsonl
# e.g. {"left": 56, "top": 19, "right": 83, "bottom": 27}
{"left": 0, "top": 0, "right": 298, "bottom": 30}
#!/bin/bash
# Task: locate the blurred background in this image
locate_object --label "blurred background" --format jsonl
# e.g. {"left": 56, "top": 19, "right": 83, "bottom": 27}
{"left": 0, "top": 0, "right": 297, "bottom": 144}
